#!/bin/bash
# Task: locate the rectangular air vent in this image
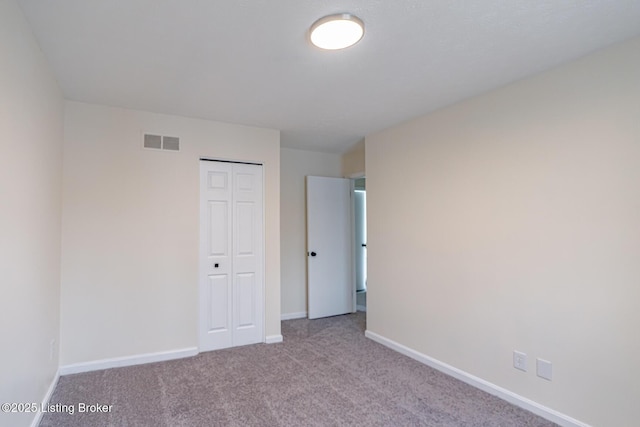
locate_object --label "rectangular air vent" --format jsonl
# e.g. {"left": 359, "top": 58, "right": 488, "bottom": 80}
{"left": 162, "top": 136, "right": 180, "bottom": 151}
{"left": 143, "top": 134, "right": 162, "bottom": 149}
{"left": 143, "top": 133, "right": 180, "bottom": 152}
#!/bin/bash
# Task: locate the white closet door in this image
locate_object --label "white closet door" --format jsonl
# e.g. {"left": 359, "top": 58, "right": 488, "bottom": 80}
{"left": 199, "top": 161, "right": 263, "bottom": 351}
{"left": 231, "top": 163, "right": 264, "bottom": 347}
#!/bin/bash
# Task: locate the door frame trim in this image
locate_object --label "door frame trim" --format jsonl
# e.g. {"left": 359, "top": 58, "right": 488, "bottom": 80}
{"left": 200, "top": 157, "right": 262, "bottom": 166}
{"left": 349, "top": 172, "right": 365, "bottom": 314}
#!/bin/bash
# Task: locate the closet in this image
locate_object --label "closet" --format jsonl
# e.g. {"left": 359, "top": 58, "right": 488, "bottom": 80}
{"left": 199, "top": 160, "right": 264, "bottom": 351}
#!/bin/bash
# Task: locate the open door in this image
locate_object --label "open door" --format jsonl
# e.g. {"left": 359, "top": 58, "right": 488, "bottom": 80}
{"left": 306, "top": 176, "right": 354, "bottom": 319}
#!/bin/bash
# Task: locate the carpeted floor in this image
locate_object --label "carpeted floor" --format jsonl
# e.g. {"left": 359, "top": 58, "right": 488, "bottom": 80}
{"left": 40, "top": 313, "right": 557, "bottom": 426}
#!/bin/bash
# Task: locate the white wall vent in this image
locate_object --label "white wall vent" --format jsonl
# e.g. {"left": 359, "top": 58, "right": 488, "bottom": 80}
{"left": 143, "top": 134, "right": 162, "bottom": 149}
{"left": 162, "top": 136, "right": 180, "bottom": 151}
{"left": 143, "top": 133, "right": 180, "bottom": 152}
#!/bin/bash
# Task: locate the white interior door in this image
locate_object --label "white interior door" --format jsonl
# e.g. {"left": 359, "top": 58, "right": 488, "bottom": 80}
{"left": 199, "top": 160, "right": 263, "bottom": 351}
{"left": 306, "top": 176, "right": 353, "bottom": 319}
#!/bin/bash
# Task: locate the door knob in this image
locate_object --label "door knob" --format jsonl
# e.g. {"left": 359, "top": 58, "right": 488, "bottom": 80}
{"left": 310, "top": 252, "right": 317, "bottom": 257}
{"left": 214, "top": 263, "right": 219, "bottom": 268}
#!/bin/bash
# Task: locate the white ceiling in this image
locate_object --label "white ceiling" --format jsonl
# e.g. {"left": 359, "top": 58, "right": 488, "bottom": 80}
{"left": 17, "top": 0, "right": 640, "bottom": 153}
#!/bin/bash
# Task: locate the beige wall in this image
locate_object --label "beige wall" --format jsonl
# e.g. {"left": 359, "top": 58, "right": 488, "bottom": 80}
{"left": 61, "top": 101, "right": 280, "bottom": 365}
{"left": 0, "top": 1, "right": 64, "bottom": 426}
{"left": 342, "top": 139, "right": 365, "bottom": 177}
{"left": 280, "top": 148, "right": 342, "bottom": 316}
{"left": 366, "top": 37, "right": 640, "bottom": 427}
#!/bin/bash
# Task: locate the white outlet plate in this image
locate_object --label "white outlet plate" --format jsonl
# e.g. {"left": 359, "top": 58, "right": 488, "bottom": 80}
{"left": 513, "top": 350, "right": 527, "bottom": 372}
{"left": 537, "top": 358, "right": 552, "bottom": 380}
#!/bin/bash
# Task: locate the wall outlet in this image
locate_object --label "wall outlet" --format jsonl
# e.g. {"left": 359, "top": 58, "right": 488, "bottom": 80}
{"left": 50, "top": 339, "right": 56, "bottom": 361}
{"left": 513, "top": 350, "right": 527, "bottom": 372}
{"left": 537, "top": 358, "right": 552, "bottom": 381}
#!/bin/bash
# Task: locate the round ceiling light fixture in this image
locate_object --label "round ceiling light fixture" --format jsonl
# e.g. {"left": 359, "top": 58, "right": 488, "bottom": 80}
{"left": 309, "top": 13, "right": 364, "bottom": 50}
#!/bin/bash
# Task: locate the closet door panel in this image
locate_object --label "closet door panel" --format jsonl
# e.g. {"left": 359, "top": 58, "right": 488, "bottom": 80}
{"left": 200, "top": 160, "right": 263, "bottom": 351}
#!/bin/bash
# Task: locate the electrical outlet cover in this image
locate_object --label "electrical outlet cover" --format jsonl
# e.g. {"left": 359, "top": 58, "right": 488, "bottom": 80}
{"left": 513, "top": 350, "right": 527, "bottom": 372}
{"left": 537, "top": 358, "right": 552, "bottom": 380}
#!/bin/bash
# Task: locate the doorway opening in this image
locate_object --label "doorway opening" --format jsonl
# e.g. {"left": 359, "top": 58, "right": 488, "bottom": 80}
{"left": 353, "top": 177, "right": 367, "bottom": 312}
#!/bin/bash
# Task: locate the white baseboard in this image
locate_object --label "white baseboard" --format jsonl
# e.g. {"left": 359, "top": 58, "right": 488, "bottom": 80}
{"left": 364, "top": 330, "right": 590, "bottom": 427}
{"left": 59, "top": 347, "right": 198, "bottom": 376}
{"left": 356, "top": 305, "right": 367, "bottom": 312}
{"left": 30, "top": 369, "right": 60, "bottom": 427}
{"left": 265, "top": 334, "right": 283, "bottom": 344}
{"left": 281, "top": 311, "right": 307, "bottom": 320}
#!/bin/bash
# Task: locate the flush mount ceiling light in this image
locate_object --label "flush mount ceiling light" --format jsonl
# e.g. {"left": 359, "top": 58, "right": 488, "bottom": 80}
{"left": 309, "top": 13, "right": 364, "bottom": 50}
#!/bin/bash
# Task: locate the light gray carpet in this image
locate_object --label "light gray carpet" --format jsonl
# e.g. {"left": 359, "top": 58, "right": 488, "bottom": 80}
{"left": 41, "top": 313, "right": 557, "bottom": 426}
